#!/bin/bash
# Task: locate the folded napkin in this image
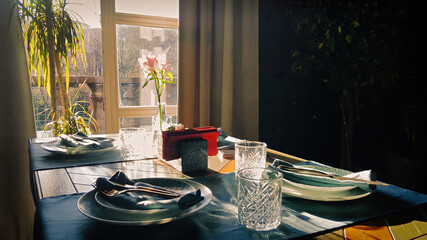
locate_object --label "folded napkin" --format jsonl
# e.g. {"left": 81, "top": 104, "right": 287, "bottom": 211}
{"left": 269, "top": 159, "right": 376, "bottom": 192}
{"left": 217, "top": 127, "right": 228, "bottom": 142}
{"left": 59, "top": 132, "right": 114, "bottom": 150}
{"left": 95, "top": 171, "right": 204, "bottom": 210}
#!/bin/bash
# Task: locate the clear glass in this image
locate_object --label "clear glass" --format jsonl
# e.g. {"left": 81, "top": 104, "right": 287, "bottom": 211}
{"left": 120, "top": 117, "right": 153, "bottom": 131}
{"left": 152, "top": 103, "right": 172, "bottom": 159}
{"left": 235, "top": 141, "right": 267, "bottom": 175}
{"left": 115, "top": 0, "right": 178, "bottom": 18}
{"left": 116, "top": 24, "right": 178, "bottom": 108}
{"left": 237, "top": 168, "right": 283, "bottom": 231}
{"left": 119, "top": 128, "right": 150, "bottom": 160}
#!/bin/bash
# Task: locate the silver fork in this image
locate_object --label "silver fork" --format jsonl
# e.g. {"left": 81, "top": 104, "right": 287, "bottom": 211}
{"left": 91, "top": 183, "right": 181, "bottom": 198}
{"left": 99, "top": 188, "right": 180, "bottom": 198}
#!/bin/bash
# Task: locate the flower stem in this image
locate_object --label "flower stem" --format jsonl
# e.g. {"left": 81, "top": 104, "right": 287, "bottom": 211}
{"left": 154, "top": 75, "right": 163, "bottom": 131}
{"left": 158, "top": 95, "right": 162, "bottom": 131}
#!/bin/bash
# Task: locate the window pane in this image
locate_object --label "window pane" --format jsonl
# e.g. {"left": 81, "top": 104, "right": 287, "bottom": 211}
{"left": 116, "top": 24, "right": 178, "bottom": 108}
{"left": 120, "top": 117, "right": 177, "bottom": 131}
{"left": 120, "top": 117, "right": 152, "bottom": 129}
{"left": 115, "top": 0, "right": 178, "bottom": 18}
{"left": 67, "top": 0, "right": 101, "bottom": 28}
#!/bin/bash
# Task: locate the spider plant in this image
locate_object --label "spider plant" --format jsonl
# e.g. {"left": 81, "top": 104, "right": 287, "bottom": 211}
{"left": 44, "top": 80, "right": 99, "bottom": 136}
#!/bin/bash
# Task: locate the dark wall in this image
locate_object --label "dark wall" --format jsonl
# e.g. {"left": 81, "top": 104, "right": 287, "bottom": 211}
{"left": 259, "top": 0, "right": 341, "bottom": 167}
{"left": 259, "top": 0, "right": 427, "bottom": 189}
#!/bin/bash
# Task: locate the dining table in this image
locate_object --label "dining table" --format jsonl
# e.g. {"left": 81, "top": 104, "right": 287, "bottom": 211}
{"left": 29, "top": 134, "right": 427, "bottom": 240}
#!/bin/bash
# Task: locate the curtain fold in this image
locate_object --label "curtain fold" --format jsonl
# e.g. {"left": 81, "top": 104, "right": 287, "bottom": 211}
{"left": 179, "top": 0, "right": 259, "bottom": 140}
{"left": 0, "top": 0, "right": 36, "bottom": 239}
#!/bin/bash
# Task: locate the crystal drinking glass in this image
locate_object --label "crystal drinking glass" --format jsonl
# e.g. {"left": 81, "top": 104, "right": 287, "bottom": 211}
{"left": 235, "top": 141, "right": 267, "bottom": 175}
{"left": 119, "top": 127, "right": 146, "bottom": 160}
{"left": 237, "top": 167, "right": 283, "bottom": 231}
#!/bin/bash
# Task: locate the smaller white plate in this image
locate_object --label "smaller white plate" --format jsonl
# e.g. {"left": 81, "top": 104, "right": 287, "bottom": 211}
{"left": 41, "top": 140, "right": 116, "bottom": 155}
{"left": 282, "top": 180, "right": 373, "bottom": 201}
{"left": 283, "top": 178, "right": 357, "bottom": 192}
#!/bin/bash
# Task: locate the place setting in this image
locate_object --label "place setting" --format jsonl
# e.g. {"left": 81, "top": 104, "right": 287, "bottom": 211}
{"left": 268, "top": 159, "right": 388, "bottom": 202}
{"left": 77, "top": 171, "right": 213, "bottom": 225}
{"left": 40, "top": 132, "right": 116, "bottom": 155}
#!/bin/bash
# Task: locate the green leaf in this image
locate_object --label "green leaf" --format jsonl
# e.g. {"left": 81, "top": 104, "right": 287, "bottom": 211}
{"left": 292, "top": 50, "right": 300, "bottom": 57}
{"left": 318, "top": 42, "right": 324, "bottom": 49}
{"left": 163, "top": 80, "right": 176, "bottom": 84}
{"left": 142, "top": 81, "right": 149, "bottom": 88}
{"left": 342, "top": 89, "right": 348, "bottom": 97}
{"left": 166, "top": 71, "right": 173, "bottom": 80}
{"left": 65, "top": 56, "right": 69, "bottom": 93}
{"left": 345, "top": 34, "right": 352, "bottom": 43}
{"left": 338, "top": 26, "right": 342, "bottom": 33}
{"left": 353, "top": 21, "right": 360, "bottom": 28}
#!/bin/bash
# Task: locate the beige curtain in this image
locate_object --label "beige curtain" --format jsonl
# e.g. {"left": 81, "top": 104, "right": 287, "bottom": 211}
{"left": 179, "top": 0, "right": 259, "bottom": 140}
{"left": 0, "top": 0, "right": 36, "bottom": 239}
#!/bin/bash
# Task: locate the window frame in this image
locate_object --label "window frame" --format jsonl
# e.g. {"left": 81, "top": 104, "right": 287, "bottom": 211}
{"left": 101, "top": 0, "right": 178, "bottom": 133}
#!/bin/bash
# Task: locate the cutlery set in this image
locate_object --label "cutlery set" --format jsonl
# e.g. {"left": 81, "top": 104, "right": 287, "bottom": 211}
{"left": 91, "top": 182, "right": 181, "bottom": 198}
{"left": 277, "top": 165, "right": 388, "bottom": 186}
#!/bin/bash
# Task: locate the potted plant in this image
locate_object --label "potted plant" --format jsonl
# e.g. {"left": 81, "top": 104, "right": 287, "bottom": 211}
{"left": 18, "top": 0, "right": 97, "bottom": 136}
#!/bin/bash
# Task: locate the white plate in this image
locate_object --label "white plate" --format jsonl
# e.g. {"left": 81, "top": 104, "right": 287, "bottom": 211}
{"left": 78, "top": 179, "right": 212, "bottom": 225}
{"left": 41, "top": 140, "right": 116, "bottom": 155}
{"left": 282, "top": 180, "right": 373, "bottom": 201}
{"left": 94, "top": 178, "right": 196, "bottom": 214}
{"left": 283, "top": 178, "right": 357, "bottom": 192}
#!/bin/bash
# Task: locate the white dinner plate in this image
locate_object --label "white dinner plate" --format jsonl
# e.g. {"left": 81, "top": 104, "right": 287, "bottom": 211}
{"left": 41, "top": 140, "right": 116, "bottom": 155}
{"left": 94, "top": 178, "right": 196, "bottom": 214}
{"left": 78, "top": 179, "right": 212, "bottom": 225}
{"left": 282, "top": 180, "right": 373, "bottom": 201}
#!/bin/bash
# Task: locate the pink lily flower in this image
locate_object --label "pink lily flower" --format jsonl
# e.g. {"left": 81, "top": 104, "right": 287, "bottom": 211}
{"left": 144, "top": 56, "right": 158, "bottom": 74}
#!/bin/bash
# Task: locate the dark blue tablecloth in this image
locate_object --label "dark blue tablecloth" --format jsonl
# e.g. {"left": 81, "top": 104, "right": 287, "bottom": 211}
{"left": 34, "top": 173, "right": 427, "bottom": 240}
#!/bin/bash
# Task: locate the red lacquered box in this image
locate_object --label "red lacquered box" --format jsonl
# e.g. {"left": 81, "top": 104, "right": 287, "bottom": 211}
{"left": 162, "top": 126, "right": 220, "bottom": 160}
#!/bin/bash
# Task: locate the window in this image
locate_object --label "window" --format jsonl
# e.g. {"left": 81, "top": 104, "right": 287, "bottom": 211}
{"left": 115, "top": 0, "right": 178, "bottom": 18}
{"left": 101, "top": 0, "right": 179, "bottom": 133}
{"left": 30, "top": 0, "right": 179, "bottom": 136}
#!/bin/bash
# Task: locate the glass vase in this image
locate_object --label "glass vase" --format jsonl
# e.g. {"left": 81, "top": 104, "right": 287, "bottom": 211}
{"left": 152, "top": 103, "right": 172, "bottom": 159}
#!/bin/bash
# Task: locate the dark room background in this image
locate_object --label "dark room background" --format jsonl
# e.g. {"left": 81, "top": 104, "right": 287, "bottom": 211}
{"left": 259, "top": 0, "right": 427, "bottom": 193}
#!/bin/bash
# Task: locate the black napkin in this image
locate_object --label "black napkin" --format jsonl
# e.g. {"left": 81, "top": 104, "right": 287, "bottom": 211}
{"left": 95, "top": 171, "right": 204, "bottom": 210}
{"left": 60, "top": 132, "right": 114, "bottom": 149}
